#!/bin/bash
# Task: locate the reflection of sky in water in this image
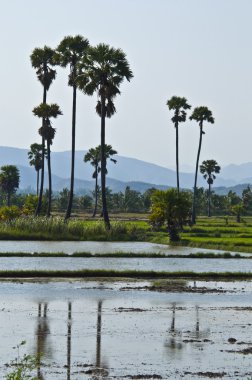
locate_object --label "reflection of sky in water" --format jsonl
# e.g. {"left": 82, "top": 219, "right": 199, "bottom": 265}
{"left": 0, "top": 240, "right": 249, "bottom": 255}
{"left": 0, "top": 283, "right": 252, "bottom": 379}
{"left": 0, "top": 256, "right": 252, "bottom": 273}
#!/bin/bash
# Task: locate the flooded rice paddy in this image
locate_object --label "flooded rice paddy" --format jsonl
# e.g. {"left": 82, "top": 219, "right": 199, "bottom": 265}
{"left": 0, "top": 240, "right": 247, "bottom": 256}
{"left": 0, "top": 256, "right": 252, "bottom": 272}
{"left": 0, "top": 280, "right": 252, "bottom": 379}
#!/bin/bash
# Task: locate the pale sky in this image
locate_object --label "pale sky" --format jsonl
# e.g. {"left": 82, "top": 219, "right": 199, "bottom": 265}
{"left": 1, "top": 0, "right": 252, "bottom": 171}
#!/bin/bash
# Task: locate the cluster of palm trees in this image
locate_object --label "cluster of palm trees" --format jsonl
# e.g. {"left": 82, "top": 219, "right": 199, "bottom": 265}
{"left": 31, "top": 35, "right": 133, "bottom": 229}
{"left": 167, "top": 96, "right": 220, "bottom": 223}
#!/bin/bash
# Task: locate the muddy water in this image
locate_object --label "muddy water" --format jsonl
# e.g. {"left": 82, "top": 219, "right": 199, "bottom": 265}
{"left": 1, "top": 280, "right": 252, "bottom": 379}
{"left": 0, "top": 240, "right": 247, "bottom": 256}
{"left": 0, "top": 256, "right": 252, "bottom": 272}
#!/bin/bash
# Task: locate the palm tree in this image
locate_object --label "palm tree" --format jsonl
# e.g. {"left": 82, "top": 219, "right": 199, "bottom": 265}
{"left": 200, "top": 159, "right": 220, "bottom": 217}
{"left": 33, "top": 103, "right": 62, "bottom": 216}
{"left": 30, "top": 46, "right": 56, "bottom": 216}
{"left": 84, "top": 144, "right": 117, "bottom": 217}
{"left": 28, "top": 143, "right": 43, "bottom": 195}
{"left": 78, "top": 43, "right": 133, "bottom": 230}
{"left": 166, "top": 96, "right": 191, "bottom": 194}
{"left": 190, "top": 107, "right": 214, "bottom": 223}
{"left": 54, "top": 35, "right": 90, "bottom": 222}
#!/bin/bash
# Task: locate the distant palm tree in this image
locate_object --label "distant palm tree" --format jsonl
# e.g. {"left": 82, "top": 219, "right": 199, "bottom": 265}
{"left": 78, "top": 43, "right": 133, "bottom": 230}
{"left": 28, "top": 143, "right": 43, "bottom": 195}
{"left": 166, "top": 96, "right": 191, "bottom": 194}
{"left": 200, "top": 159, "right": 220, "bottom": 217}
{"left": 84, "top": 145, "right": 117, "bottom": 217}
{"left": 0, "top": 165, "right": 20, "bottom": 206}
{"left": 33, "top": 103, "right": 62, "bottom": 216}
{"left": 54, "top": 35, "right": 90, "bottom": 222}
{"left": 190, "top": 107, "right": 214, "bottom": 223}
{"left": 30, "top": 46, "right": 56, "bottom": 215}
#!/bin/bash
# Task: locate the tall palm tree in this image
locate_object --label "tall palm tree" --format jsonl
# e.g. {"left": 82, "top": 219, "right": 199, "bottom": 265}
{"left": 78, "top": 43, "right": 133, "bottom": 230}
{"left": 30, "top": 46, "right": 56, "bottom": 216}
{"left": 190, "top": 106, "right": 214, "bottom": 224}
{"left": 54, "top": 35, "right": 90, "bottom": 222}
{"left": 28, "top": 143, "right": 44, "bottom": 195}
{"left": 166, "top": 96, "right": 191, "bottom": 194}
{"left": 84, "top": 144, "right": 117, "bottom": 217}
{"left": 33, "top": 103, "right": 62, "bottom": 216}
{"left": 200, "top": 159, "right": 220, "bottom": 217}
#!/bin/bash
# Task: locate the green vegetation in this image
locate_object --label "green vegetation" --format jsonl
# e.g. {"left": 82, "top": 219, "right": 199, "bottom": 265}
{"left": 0, "top": 166, "right": 20, "bottom": 207}
{"left": 0, "top": 269, "right": 251, "bottom": 280}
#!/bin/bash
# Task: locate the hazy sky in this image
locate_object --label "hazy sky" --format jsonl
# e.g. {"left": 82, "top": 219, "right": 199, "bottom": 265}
{"left": 1, "top": 0, "right": 252, "bottom": 171}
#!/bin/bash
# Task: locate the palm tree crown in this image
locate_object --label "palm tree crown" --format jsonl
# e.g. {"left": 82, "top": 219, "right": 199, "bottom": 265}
{"left": 200, "top": 159, "right": 220, "bottom": 184}
{"left": 30, "top": 46, "right": 56, "bottom": 91}
{"left": 189, "top": 106, "right": 214, "bottom": 125}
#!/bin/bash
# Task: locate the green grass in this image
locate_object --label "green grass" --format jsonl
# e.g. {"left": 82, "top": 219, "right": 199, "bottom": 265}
{"left": 0, "top": 269, "right": 251, "bottom": 279}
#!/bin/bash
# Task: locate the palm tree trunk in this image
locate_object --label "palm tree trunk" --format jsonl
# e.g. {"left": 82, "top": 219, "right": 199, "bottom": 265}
{"left": 192, "top": 123, "right": 203, "bottom": 224}
{"left": 96, "top": 300, "right": 102, "bottom": 369}
{"left": 93, "top": 166, "right": 98, "bottom": 217}
{"left": 46, "top": 140, "right": 52, "bottom": 217}
{"left": 175, "top": 123, "right": 179, "bottom": 194}
{"left": 65, "top": 81, "right": 77, "bottom": 222}
{"left": 208, "top": 181, "right": 211, "bottom": 217}
{"left": 100, "top": 94, "right": 110, "bottom": 230}
{"left": 35, "top": 86, "right": 47, "bottom": 216}
{"left": 37, "top": 169, "right": 40, "bottom": 196}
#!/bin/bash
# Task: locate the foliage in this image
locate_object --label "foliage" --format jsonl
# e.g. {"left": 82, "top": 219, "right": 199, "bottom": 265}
{"left": 0, "top": 166, "right": 20, "bottom": 206}
{"left": 5, "top": 341, "right": 40, "bottom": 380}
{"left": 0, "top": 206, "right": 21, "bottom": 221}
{"left": 150, "top": 189, "right": 191, "bottom": 241}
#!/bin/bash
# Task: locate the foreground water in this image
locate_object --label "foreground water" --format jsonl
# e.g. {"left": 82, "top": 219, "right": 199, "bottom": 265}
{"left": 1, "top": 280, "right": 252, "bottom": 379}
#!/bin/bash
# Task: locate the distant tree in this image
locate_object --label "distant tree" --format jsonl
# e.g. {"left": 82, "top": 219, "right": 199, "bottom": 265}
{"left": 28, "top": 143, "right": 44, "bottom": 195}
{"left": 142, "top": 188, "right": 158, "bottom": 211}
{"left": 30, "top": 46, "right": 56, "bottom": 216}
{"left": 78, "top": 194, "right": 93, "bottom": 211}
{"left": 33, "top": 103, "right": 62, "bottom": 217}
{"left": 166, "top": 96, "right": 191, "bottom": 194}
{"left": 190, "top": 107, "right": 214, "bottom": 223}
{"left": 242, "top": 185, "right": 252, "bottom": 214}
{"left": 231, "top": 202, "right": 244, "bottom": 223}
{"left": 200, "top": 160, "right": 221, "bottom": 217}
{"left": 84, "top": 144, "right": 117, "bottom": 217}
{"left": 56, "top": 188, "right": 70, "bottom": 212}
{"left": 149, "top": 189, "right": 191, "bottom": 241}
{"left": 0, "top": 165, "right": 20, "bottom": 206}
{"left": 124, "top": 186, "right": 144, "bottom": 212}
{"left": 78, "top": 43, "right": 133, "bottom": 230}
{"left": 54, "top": 35, "right": 90, "bottom": 221}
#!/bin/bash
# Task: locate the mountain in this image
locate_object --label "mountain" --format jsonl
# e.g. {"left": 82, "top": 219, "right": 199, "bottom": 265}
{"left": 1, "top": 146, "right": 252, "bottom": 192}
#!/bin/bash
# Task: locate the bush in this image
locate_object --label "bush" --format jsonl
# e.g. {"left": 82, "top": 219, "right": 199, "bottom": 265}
{"left": 0, "top": 206, "right": 21, "bottom": 221}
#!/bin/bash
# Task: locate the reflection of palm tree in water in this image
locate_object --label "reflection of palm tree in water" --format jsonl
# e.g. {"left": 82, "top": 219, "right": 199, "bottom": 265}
{"left": 92, "top": 300, "right": 109, "bottom": 379}
{"left": 67, "top": 302, "right": 72, "bottom": 380}
{"left": 36, "top": 302, "right": 50, "bottom": 380}
{"left": 165, "top": 303, "right": 183, "bottom": 352}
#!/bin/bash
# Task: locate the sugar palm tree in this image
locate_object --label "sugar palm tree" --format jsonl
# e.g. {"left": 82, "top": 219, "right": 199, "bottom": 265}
{"left": 84, "top": 144, "right": 117, "bottom": 217}
{"left": 33, "top": 103, "right": 62, "bottom": 216}
{"left": 166, "top": 96, "right": 191, "bottom": 194}
{"left": 30, "top": 46, "right": 56, "bottom": 216}
{"left": 190, "top": 107, "right": 214, "bottom": 223}
{"left": 54, "top": 35, "right": 89, "bottom": 222}
{"left": 78, "top": 43, "right": 133, "bottom": 230}
{"left": 200, "top": 159, "right": 220, "bottom": 217}
{"left": 28, "top": 143, "right": 44, "bottom": 195}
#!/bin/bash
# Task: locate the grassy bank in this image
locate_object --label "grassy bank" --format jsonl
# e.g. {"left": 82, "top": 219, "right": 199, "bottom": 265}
{"left": 0, "top": 269, "right": 251, "bottom": 279}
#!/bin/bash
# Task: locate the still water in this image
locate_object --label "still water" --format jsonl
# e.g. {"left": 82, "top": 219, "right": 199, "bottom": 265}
{"left": 0, "top": 240, "right": 243, "bottom": 255}
{"left": 0, "top": 256, "right": 251, "bottom": 272}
